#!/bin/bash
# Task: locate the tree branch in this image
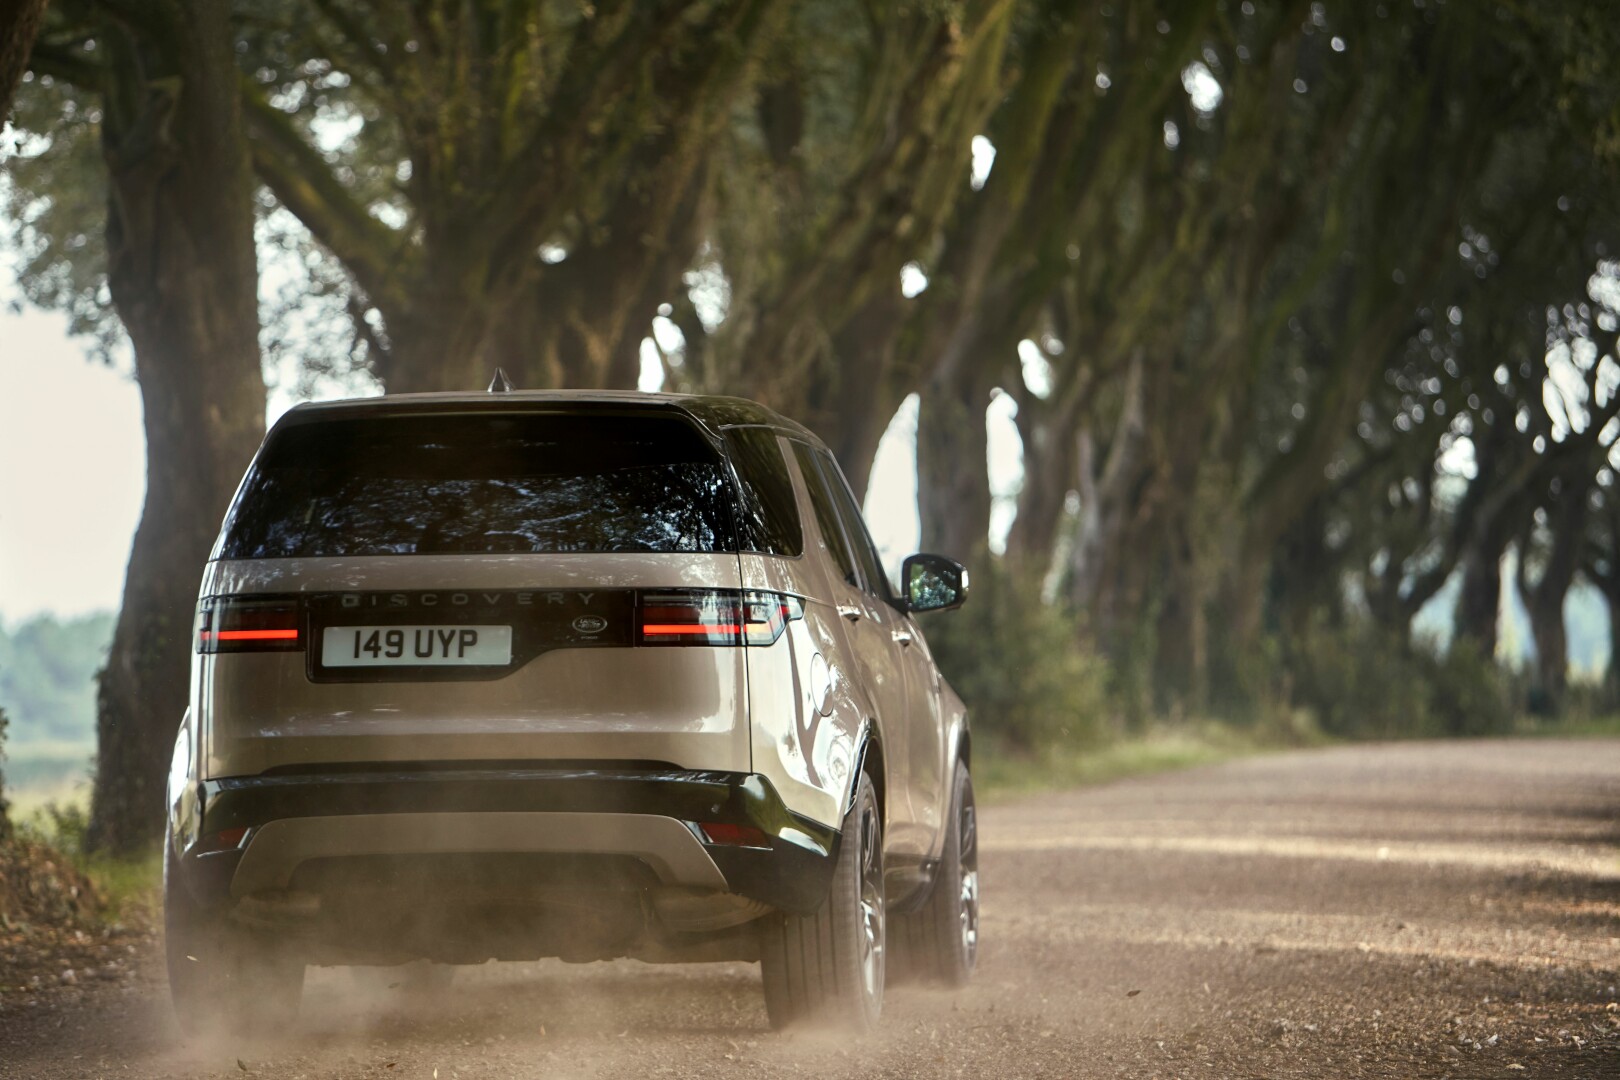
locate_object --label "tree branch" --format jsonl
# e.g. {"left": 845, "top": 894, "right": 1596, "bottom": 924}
{"left": 22, "top": 40, "right": 106, "bottom": 92}
{"left": 240, "top": 77, "right": 407, "bottom": 310}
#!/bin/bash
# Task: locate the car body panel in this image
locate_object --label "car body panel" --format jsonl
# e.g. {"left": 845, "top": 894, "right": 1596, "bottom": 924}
{"left": 739, "top": 544, "right": 864, "bottom": 831}
{"left": 197, "top": 554, "right": 749, "bottom": 780}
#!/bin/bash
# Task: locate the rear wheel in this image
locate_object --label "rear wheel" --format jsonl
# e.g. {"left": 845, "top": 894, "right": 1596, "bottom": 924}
{"left": 892, "top": 762, "right": 978, "bottom": 986}
{"left": 759, "top": 771, "right": 885, "bottom": 1031}
{"left": 165, "top": 845, "right": 304, "bottom": 1041}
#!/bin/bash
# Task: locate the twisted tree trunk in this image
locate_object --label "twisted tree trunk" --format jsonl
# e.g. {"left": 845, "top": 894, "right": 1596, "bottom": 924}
{"left": 89, "top": 0, "right": 264, "bottom": 854}
{"left": 1517, "top": 484, "right": 1589, "bottom": 717}
{"left": 915, "top": 364, "right": 994, "bottom": 579}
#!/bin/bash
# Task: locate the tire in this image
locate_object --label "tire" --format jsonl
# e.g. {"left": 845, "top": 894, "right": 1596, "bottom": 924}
{"left": 891, "top": 762, "right": 978, "bottom": 987}
{"left": 759, "top": 771, "right": 885, "bottom": 1032}
{"left": 165, "top": 844, "right": 304, "bottom": 1041}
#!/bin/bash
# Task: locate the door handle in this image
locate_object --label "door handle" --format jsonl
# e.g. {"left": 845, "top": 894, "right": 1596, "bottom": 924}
{"left": 837, "top": 604, "right": 863, "bottom": 623}
{"left": 892, "top": 629, "right": 913, "bottom": 647}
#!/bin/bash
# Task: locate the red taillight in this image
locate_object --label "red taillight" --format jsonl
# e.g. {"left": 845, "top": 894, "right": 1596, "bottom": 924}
{"left": 636, "top": 591, "right": 801, "bottom": 646}
{"left": 197, "top": 597, "right": 303, "bottom": 653}
{"left": 639, "top": 593, "right": 743, "bottom": 645}
{"left": 212, "top": 629, "right": 299, "bottom": 642}
{"left": 194, "top": 825, "right": 250, "bottom": 854}
{"left": 698, "top": 822, "right": 773, "bottom": 848}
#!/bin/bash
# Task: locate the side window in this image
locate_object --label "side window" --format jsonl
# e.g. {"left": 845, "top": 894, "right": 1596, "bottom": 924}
{"left": 792, "top": 441, "right": 859, "bottom": 587}
{"left": 724, "top": 427, "right": 804, "bottom": 557}
{"left": 816, "top": 450, "right": 895, "bottom": 604}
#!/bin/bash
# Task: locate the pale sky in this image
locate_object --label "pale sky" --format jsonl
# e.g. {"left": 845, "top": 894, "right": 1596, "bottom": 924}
{"left": 0, "top": 304, "right": 145, "bottom": 621}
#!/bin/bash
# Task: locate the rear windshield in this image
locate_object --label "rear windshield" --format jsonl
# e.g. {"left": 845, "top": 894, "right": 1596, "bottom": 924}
{"left": 216, "top": 411, "right": 736, "bottom": 558}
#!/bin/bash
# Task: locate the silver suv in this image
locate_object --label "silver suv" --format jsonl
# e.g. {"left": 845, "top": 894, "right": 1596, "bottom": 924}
{"left": 164, "top": 390, "right": 977, "bottom": 1035}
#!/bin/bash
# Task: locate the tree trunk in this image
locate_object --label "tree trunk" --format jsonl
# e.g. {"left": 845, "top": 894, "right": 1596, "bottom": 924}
{"left": 1153, "top": 520, "right": 1209, "bottom": 712}
{"left": 1604, "top": 581, "right": 1620, "bottom": 710}
{"left": 380, "top": 289, "right": 497, "bottom": 395}
{"left": 1067, "top": 353, "right": 1149, "bottom": 619}
{"left": 89, "top": 1, "right": 264, "bottom": 854}
{"left": 915, "top": 366, "right": 993, "bottom": 577}
{"left": 1003, "top": 392, "right": 1078, "bottom": 579}
{"left": 1454, "top": 534, "right": 1508, "bottom": 659}
{"left": 813, "top": 291, "right": 912, "bottom": 500}
{"left": 1526, "top": 587, "right": 1569, "bottom": 716}
{"left": 1518, "top": 487, "right": 1588, "bottom": 716}
{"left": 0, "top": 0, "right": 47, "bottom": 121}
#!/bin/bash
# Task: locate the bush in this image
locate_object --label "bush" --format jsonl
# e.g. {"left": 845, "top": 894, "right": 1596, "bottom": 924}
{"left": 919, "top": 568, "right": 1113, "bottom": 752}
{"left": 16, "top": 799, "right": 91, "bottom": 860}
{"left": 1428, "top": 638, "right": 1516, "bottom": 737}
{"left": 1287, "top": 615, "right": 1514, "bottom": 739}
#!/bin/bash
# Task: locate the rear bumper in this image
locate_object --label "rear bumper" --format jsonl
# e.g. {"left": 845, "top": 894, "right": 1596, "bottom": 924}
{"left": 173, "top": 767, "right": 840, "bottom": 917}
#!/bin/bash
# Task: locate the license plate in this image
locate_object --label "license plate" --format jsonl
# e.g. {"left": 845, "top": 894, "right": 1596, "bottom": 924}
{"left": 321, "top": 625, "right": 513, "bottom": 667}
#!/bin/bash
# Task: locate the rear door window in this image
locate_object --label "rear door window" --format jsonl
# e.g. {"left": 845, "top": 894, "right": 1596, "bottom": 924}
{"left": 814, "top": 449, "right": 896, "bottom": 603}
{"left": 217, "top": 411, "right": 735, "bottom": 558}
{"left": 724, "top": 427, "right": 803, "bottom": 557}
{"left": 792, "top": 442, "right": 858, "bottom": 587}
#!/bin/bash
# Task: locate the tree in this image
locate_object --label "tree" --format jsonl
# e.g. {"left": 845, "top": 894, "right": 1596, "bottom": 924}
{"left": 669, "top": 0, "right": 1025, "bottom": 501}
{"left": 238, "top": 0, "right": 782, "bottom": 395}
{"left": 23, "top": 0, "right": 266, "bottom": 852}
{"left": 0, "top": 0, "right": 48, "bottom": 120}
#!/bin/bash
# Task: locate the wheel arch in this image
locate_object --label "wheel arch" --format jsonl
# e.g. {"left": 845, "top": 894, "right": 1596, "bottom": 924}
{"left": 849, "top": 721, "right": 887, "bottom": 823}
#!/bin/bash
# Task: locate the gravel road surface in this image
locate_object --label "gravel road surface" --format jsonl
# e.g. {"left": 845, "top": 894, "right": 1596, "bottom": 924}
{"left": 4, "top": 739, "right": 1618, "bottom": 1078}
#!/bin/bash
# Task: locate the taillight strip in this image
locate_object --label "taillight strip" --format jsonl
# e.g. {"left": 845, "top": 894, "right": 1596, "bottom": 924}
{"left": 642, "top": 623, "right": 743, "bottom": 636}
{"left": 204, "top": 629, "right": 301, "bottom": 642}
{"left": 197, "top": 597, "right": 304, "bottom": 653}
{"left": 636, "top": 590, "right": 801, "bottom": 646}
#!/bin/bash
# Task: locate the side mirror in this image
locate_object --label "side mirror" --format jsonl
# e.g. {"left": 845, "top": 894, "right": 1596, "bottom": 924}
{"left": 902, "top": 553, "right": 969, "bottom": 613}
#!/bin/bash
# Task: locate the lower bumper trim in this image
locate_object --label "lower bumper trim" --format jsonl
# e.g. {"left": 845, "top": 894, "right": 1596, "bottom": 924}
{"left": 180, "top": 766, "right": 840, "bottom": 915}
{"left": 231, "top": 811, "right": 728, "bottom": 896}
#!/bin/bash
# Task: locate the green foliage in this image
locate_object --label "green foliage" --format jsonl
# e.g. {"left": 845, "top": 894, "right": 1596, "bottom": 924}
{"left": 921, "top": 569, "right": 1112, "bottom": 753}
{"left": 0, "top": 611, "right": 114, "bottom": 746}
{"left": 1287, "top": 617, "right": 1515, "bottom": 740}
{"left": 975, "top": 720, "right": 1315, "bottom": 801}
{"left": 11, "top": 795, "right": 158, "bottom": 920}
{"left": 1, "top": 68, "right": 119, "bottom": 356}
{"left": 15, "top": 797, "right": 90, "bottom": 860}
{"left": 1430, "top": 639, "right": 1519, "bottom": 738}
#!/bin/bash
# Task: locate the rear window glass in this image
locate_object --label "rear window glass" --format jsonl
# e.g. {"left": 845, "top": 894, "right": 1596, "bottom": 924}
{"left": 792, "top": 442, "right": 858, "bottom": 587}
{"left": 724, "top": 427, "right": 803, "bottom": 557}
{"left": 217, "top": 412, "right": 736, "bottom": 558}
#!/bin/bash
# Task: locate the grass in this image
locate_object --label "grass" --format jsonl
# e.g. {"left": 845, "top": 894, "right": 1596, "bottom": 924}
{"left": 6, "top": 783, "right": 161, "bottom": 919}
{"left": 81, "top": 851, "right": 162, "bottom": 920}
{"left": 1512, "top": 712, "right": 1620, "bottom": 737}
{"left": 974, "top": 718, "right": 1322, "bottom": 802}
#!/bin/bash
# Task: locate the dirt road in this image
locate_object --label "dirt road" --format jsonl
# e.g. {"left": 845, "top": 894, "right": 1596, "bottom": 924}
{"left": 4, "top": 739, "right": 1618, "bottom": 1078}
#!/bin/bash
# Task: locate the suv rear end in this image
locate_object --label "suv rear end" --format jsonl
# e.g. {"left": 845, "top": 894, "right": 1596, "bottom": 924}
{"left": 165, "top": 390, "right": 973, "bottom": 1038}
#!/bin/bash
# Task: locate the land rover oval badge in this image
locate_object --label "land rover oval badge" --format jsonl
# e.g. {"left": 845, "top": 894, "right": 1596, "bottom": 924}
{"left": 572, "top": 615, "right": 608, "bottom": 634}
